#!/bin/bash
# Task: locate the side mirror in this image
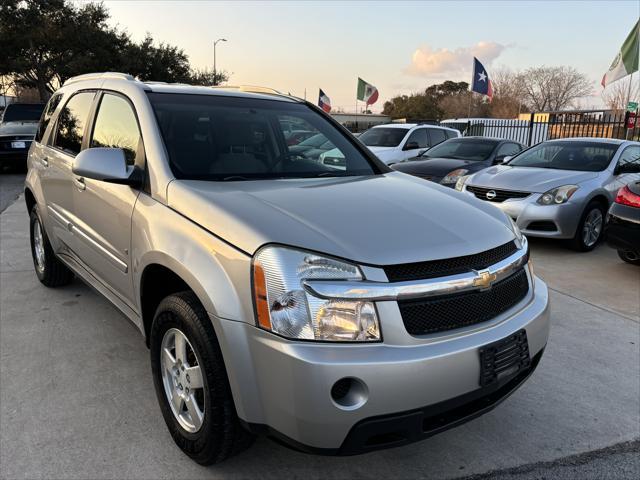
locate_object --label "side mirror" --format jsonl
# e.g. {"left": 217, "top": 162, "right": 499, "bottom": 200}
{"left": 73, "top": 148, "right": 141, "bottom": 186}
{"left": 616, "top": 162, "right": 640, "bottom": 174}
{"left": 403, "top": 141, "right": 420, "bottom": 151}
{"left": 494, "top": 155, "right": 512, "bottom": 165}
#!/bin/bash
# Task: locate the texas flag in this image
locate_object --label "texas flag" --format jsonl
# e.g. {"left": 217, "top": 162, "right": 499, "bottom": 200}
{"left": 471, "top": 57, "right": 493, "bottom": 101}
{"left": 318, "top": 89, "right": 331, "bottom": 113}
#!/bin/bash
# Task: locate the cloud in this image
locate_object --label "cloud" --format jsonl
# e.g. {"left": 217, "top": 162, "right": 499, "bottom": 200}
{"left": 406, "top": 41, "right": 507, "bottom": 77}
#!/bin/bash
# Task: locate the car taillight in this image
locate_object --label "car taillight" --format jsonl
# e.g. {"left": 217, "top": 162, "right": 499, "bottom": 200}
{"left": 615, "top": 185, "right": 640, "bottom": 208}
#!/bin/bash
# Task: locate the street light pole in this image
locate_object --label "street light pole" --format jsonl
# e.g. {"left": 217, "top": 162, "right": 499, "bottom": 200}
{"left": 213, "top": 38, "right": 227, "bottom": 85}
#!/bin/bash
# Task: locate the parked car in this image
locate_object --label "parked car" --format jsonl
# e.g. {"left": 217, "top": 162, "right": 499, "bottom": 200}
{"left": 0, "top": 102, "right": 45, "bottom": 171}
{"left": 459, "top": 138, "right": 640, "bottom": 251}
{"left": 288, "top": 133, "right": 327, "bottom": 154}
{"left": 391, "top": 137, "right": 525, "bottom": 187}
{"left": 605, "top": 180, "right": 640, "bottom": 265}
{"left": 285, "top": 129, "right": 315, "bottom": 146}
{"left": 358, "top": 123, "right": 460, "bottom": 165}
{"left": 26, "top": 72, "right": 549, "bottom": 465}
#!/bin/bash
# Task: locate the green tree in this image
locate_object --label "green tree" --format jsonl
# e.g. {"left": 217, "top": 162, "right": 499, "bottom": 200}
{"left": 382, "top": 81, "right": 469, "bottom": 120}
{"left": 0, "top": 0, "right": 227, "bottom": 100}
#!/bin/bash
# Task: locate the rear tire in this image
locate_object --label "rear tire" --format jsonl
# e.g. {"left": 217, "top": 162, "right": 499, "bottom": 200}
{"left": 569, "top": 201, "right": 606, "bottom": 251}
{"left": 617, "top": 249, "right": 640, "bottom": 266}
{"left": 150, "top": 291, "right": 254, "bottom": 465}
{"left": 29, "top": 205, "right": 74, "bottom": 287}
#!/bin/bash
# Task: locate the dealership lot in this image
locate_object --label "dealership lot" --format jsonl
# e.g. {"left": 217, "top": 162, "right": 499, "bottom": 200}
{"left": 0, "top": 195, "right": 638, "bottom": 479}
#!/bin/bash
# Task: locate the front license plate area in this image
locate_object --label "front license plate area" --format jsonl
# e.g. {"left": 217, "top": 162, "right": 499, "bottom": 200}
{"left": 11, "top": 141, "right": 26, "bottom": 149}
{"left": 479, "top": 329, "right": 530, "bottom": 387}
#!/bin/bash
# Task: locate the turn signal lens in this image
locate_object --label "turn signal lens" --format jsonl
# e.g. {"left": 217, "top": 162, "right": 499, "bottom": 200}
{"left": 615, "top": 185, "right": 640, "bottom": 208}
{"left": 253, "top": 261, "right": 272, "bottom": 330}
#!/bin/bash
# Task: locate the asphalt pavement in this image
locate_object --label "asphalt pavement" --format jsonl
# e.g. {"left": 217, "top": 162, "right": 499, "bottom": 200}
{"left": 0, "top": 195, "right": 638, "bottom": 480}
{"left": 0, "top": 173, "right": 25, "bottom": 213}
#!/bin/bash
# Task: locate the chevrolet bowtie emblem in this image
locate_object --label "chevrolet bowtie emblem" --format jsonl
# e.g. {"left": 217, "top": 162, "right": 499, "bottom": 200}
{"left": 473, "top": 270, "right": 497, "bottom": 289}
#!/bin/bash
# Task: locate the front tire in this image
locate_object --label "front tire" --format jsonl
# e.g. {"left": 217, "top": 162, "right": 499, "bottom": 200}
{"left": 569, "top": 201, "right": 605, "bottom": 251}
{"left": 150, "top": 292, "right": 254, "bottom": 465}
{"left": 29, "top": 205, "right": 74, "bottom": 287}
{"left": 617, "top": 249, "right": 640, "bottom": 266}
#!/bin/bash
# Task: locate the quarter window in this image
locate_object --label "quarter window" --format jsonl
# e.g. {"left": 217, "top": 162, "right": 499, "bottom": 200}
{"left": 35, "top": 94, "right": 62, "bottom": 143}
{"left": 496, "top": 143, "right": 522, "bottom": 157}
{"left": 91, "top": 94, "right": 141, "bottom": 165}
{"left": 428, "top": 128, "right": 447, "bottom": 146}
{"left": 53, "top": 92, "right": 95, "bottom": 155}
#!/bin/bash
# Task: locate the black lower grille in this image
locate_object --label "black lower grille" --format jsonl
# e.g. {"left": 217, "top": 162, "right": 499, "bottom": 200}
{"left": 384, "top": 241, "right": 518, "bottom": 282}
{"left": 399, "top": 268, "right": 529, "bottom": 335}
{"left": 526, "top": 220, "right": 557, "bottom": 232}
{"left": 466, "top": 185, "right": 530, "bottom": 203}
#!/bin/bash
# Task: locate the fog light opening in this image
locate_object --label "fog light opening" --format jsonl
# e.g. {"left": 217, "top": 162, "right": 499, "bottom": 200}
{"left": 330, "top": 377, "right": 368, "bottom": 410}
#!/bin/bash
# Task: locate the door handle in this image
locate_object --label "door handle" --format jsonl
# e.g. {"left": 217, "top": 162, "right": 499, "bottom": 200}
{"left": 73, "top": 177, "right": 86, "bottom": 191}
{"left": 41, "top": 157, "right": 49, "bottom": 167}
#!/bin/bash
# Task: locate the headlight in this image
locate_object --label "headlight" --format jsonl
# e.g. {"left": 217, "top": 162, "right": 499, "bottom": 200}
{"left": 455, "top": 175, "right": 470, "bottom": 191}
{"left": 537, "top": 185, "right": 579, "bottom": 205}
{"left": 441, "top": 168, "right": 469, "bottom": 184}
{"left": 253, "top": 246, "right": 381, "bottom": 342}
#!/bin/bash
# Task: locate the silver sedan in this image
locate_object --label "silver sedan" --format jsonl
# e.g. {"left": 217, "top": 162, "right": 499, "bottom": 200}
{"left": 459, "top": 138, "right": 640, "bottom": 250}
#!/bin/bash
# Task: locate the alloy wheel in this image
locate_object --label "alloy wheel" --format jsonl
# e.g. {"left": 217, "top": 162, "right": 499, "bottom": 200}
{"left": 33, "top": 220, "right": 46, "bottom": 273}
{"left": 160, "top": 328, "right": 206, "bottom": 433}
{"left": 582, "top": 208, "right": 603, "bottom": 248}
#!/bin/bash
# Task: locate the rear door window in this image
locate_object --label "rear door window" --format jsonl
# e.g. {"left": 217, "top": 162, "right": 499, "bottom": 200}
{"left": 428, "top": 128, "right": 447, "bottom": 146}
{"left": 405, "top": 128, "right": 429, "bottom": 148}
{"left": 52, "top": 92, "right": 95, "bottom": 155}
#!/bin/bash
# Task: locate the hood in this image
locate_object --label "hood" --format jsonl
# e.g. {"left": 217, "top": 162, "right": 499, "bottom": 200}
{"left": 468, "top": 165, "right": 599, "bottom": 193}
{"left": 393, "top": 157, "right": 488, "bottom": 177}
{"left": 167, "top": 172, "right": 515, "bottom": 265}
{"left": 0, "top": 121, "right": 38, "bottom": 136}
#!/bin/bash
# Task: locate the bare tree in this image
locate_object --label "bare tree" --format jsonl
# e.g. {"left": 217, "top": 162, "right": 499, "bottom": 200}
{"left": 519, "top": 66, "right": 593, "bottom": 111}
{"left": 602, "top": 77, "right": 639, "bottom": 111}
{"left": 489, "top": 68, "right": 527, "bottom": 118}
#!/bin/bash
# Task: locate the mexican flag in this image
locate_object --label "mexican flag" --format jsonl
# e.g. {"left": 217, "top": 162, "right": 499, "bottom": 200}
{"left": 357, "top": 77, "right": 379, "bottom": 105}
{"left": 601, "top": 19, "right": 639, "bottom": 88}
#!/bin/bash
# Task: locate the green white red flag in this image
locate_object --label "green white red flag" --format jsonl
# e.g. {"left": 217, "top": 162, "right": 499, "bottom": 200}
{"left": 601, "top": 19, "right": 639, "bottom": 88}
{"left": 357, "top": 77, "right": 379, "bottom": 105}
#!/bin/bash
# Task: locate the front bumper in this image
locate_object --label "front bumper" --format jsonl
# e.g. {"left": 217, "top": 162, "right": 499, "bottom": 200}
{"left": 464, "top": 189, "right": 582, "bottom": 239}
{"left": 213, "top": 275, "right": 550, "bottom": 452}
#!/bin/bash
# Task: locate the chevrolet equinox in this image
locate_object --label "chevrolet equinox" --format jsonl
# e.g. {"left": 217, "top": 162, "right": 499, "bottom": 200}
{"left": 25, "top": 72, "right": 550, "bottom": 464}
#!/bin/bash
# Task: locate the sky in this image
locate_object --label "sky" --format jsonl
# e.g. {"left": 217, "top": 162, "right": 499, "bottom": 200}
{"left": 98, "top": 0, "right": 639, "bottom": 112}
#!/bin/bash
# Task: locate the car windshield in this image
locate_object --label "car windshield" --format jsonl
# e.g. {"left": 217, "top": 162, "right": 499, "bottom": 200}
{"left": 359, "top": 127, "right": 410, "bottom": 147}
{"left": 508, "top": 141, "right": 619, "bottom": 172}
{"left": 148, "top": 93, "right": 379, "bottom": 180}
{"left": 420, "top": 139, "right": 499, "bottom": 161}
{"left": 2, "top": 104, "right": 44, "bottom": 122}
{"left": 297, "top": 133, "right": 327, "bottom": 148}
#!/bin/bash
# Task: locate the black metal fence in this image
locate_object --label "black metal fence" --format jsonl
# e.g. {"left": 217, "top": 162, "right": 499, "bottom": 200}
{"left": 440, "top": 110, "right": 639, "bottom": 146}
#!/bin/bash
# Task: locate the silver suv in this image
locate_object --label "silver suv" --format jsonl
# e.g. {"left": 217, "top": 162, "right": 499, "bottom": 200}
{"left": 25, "top": 73, "right": 549, "bottom": 464}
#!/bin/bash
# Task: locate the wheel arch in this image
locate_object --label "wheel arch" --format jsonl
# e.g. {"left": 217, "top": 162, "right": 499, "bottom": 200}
{"left": 24, "top": 187, "right": 36, "bottom": 214}
{"left": 138, "top": 256, "right": 215, "bottom": 347}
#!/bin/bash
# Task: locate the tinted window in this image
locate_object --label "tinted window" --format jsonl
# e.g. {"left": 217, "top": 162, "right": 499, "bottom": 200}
{"left": 508, "top": 141, "right": 618, "bottom": 172}
{"left": 91, "top": 94, "right": 141, "bottom": 165}
{"left": 428, "top": 128, "right": 447, "bottom": 146}
{"left": 496, "top": 142, "right": 522, "bottom": 157}
{"left": 405, "top": 128, "right": 428, "bottom": 148}
{"left": 148, "top": 93, "right": 378, "bottom": 180}
{"left": 2, "top": 103, "right": 44, "bottom": 122}
{"left": 53, "top": 92, "right": 95, "bottom": 155}
{"left": 617, "top": 145, "right": 640, "bottom": 167}
{"left": 421, "top": 138, "right": 499, "bottom": 161}
{"left": 359, "top": 127, "right": 410, "bottom": 147}
{"left": 445, "top": 129, "right": 458, "bottom": 139}
{"left": 35, "top": 95, "right": 62, "bottom": 142}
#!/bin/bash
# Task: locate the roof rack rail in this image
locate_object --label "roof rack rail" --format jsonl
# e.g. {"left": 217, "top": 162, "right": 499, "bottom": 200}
{"left": 63, "top": 72, "right": 135, "bottom": 87}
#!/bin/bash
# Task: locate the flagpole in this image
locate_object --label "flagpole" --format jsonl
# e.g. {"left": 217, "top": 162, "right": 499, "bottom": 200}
{"left": 626, "top": 74, "right": 634, "bottom": 140}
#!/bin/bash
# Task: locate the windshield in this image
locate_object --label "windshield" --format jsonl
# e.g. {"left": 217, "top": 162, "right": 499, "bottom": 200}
{"left": 508, "top": 141, "right": 619, "bottom": 172}
{"left": 148, "top": 93, "right": 379, "bottom": 180}
{"left": 421, "top": 139, "right": 498, "bottom": 161}
{"left": 297, "top": 133, "right": 327, "bottom": 148}
{"left": 2, "top": 104, "right": 44, "bottom": 122}
{"left": 359, "top": 127, "right": 409, "bottom": 147}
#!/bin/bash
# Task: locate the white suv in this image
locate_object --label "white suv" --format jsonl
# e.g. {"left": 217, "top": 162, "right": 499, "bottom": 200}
{"left": 358, "top": 123, "right": 461, "bottom": 165}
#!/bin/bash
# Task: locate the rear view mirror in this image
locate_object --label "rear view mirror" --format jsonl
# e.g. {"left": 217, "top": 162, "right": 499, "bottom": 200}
{"left": 495, "top": 155, "right": 512, "bottom": 165}
{"left": 73, "top": 148, "right": 141, "bottom": 186}
{"left": 403, "top": 141, "right": 419, "bottom": 151}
